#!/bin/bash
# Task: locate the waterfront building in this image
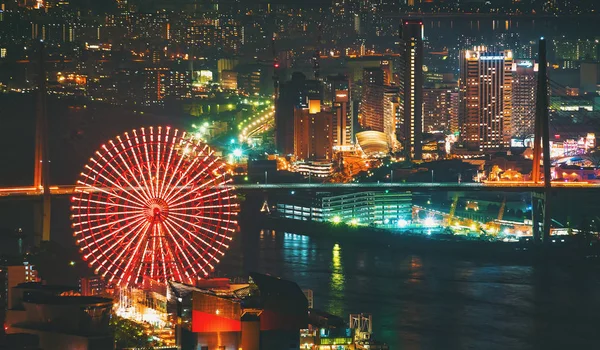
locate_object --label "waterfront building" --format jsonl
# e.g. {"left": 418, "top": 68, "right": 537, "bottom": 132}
{"left": 276, "top": 191, "right": 412, "bottom": 227}
{"left": 459, "top": 47, "right": 513, "bottom": 151}
{"left": 398, "top": 19, "right": 424, "bottom": 160}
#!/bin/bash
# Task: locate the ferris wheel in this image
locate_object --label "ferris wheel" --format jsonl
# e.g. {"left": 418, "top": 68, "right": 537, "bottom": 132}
{"left": 71, "top": 126, "right": 238, "bottom": 287}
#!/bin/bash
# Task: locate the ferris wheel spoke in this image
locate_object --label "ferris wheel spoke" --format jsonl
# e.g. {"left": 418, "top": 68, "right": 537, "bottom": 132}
{"left": 166, "top": 214, "right": 231, "bottom": 251}
{"left": 126, "top": 130, "right": 156, "bottom": 201}
{"left": 73, "top": 211, "right": 145, "bottom": 236}
{"left": 139, "top": 128, "right": 157, "bottom": 198}
{"left": 161, "top": 147, "right": 212, "bottom": 203}
{"left": 162, "top": 218, "right": 210, "bottom": 276}
{"left": 156, "top": 226, "right": 170, "bottom": 282}
{"left": 167, "top": 173, "right": 225, "bottom": 208}
{"left": 115, "top": 221, "right": 151, "bottom": 286}
{"left": 160, "top": 138, "right": 212, "bottom": 202}
{"left": 81, "top": 164, "right": 148, "bottom": 207}
{"left": 71, "top": 209, "right": 144, "bottom": 219}
{"left": 129, "top": 229, "right": 152, "bottom": 286}
{"left": 159, "top": 225, "right": 185, "bottom": 283}
{"left": 157, "top": 127, "right": 178, "bottom": 200}
{"left": 106, "top": 140, "right": 153, "bottom": 203}
{"left": 98, "top": 144, "right": 152, "bottom": 203}
{"left": 161, "top": 220, "right": 196, "bottom": 280}
{"left": 77, "top": 214, "right": 146, "bottom": 254}
{"left": 86, "top": 218, "right": 148, "bottom": 278}
{"left": 72, "top": 197, "right": 143, "bottom": 211}
{"left": 163, "top": 154, "right": 218, "bottom": 204}
{"left": 77, "top": 179, "right": 146, "bottom": 209}
{"left": 115, "top": 135, "right": 155, "bottom": 202}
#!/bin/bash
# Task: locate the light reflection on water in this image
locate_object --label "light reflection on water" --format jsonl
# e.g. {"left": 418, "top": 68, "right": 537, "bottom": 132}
{"left": 328, "top": 243, "right": 346, "bottom": 317}
{"left": 220, "top": 228, "right": 600, "bottom": 349}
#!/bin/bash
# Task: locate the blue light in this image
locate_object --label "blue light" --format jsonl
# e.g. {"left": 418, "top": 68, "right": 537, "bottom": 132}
{"left": 230, "top": 139, "right": 236, "bottom": 144}
{"left": 233, "top": 149, "right": 243, "bottom": 157}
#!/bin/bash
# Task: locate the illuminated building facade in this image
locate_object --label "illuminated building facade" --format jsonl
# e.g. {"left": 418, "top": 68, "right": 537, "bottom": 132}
{"left": 360, "top": 67, "right": 385, "bottom": 131}
{"left": 383, "top": 88, "right": 400, "bottom": 149}
{"left": 276, "top": 73, "right": 322, "bottom": 155}
{"left": 142, "top": 67, "right": 191, "bottom": 106}
{"left": 293, "top": 102, "right": 334, "bottom": 161}
{"left": 325, "top": 75, "right": 354, "bottom": 146}
{"left": 511, "top": 59, "right": 538, "bottom": 138}
{"left": 459, "top": 47, "right": 513, "bottom": 151}
{"left": 423, "top": 87, "right": 459, "bottom": 134}
{"left": 398, "top": 19, "right": 424, "bottom": 159}
{"left": 277, "top": 191, "right": 412, "bottom": 226}
{"left": 79, "top": 276, "right": 106, "bottom": 296}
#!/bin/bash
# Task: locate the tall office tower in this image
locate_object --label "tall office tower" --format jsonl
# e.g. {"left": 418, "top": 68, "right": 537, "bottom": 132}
{"left": 276, "top": 73, "right": 322, "bottom": 155}
{"left": 325, "top": 75, "right": 354, "bottom": 147}
{"left": 293, "top": 100, "right": 334, "bottom": 161}
{"left": 383, "top": 87, "right": 400, "bottom": 149}
{"left": 511, "top": 59, "right": 538, "bottom": 138}
{"left": 459, "top": 47, "right": 513, "bottom": 151}
{"left": 423, "top": 87, "right": 459, "bottom": 134}
{"left": 398, "top": 19, "right": 424, "bottom": 160}
{"left": 360, "top": 67, "right": 385, "bottom": 131}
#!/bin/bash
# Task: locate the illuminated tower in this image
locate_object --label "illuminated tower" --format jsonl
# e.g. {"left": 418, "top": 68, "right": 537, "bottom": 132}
{"left": 459, "top": 47, "right": 513, "bottom": 152}
{"left": 398, "top": 19, "right": 424, "bottom": 160}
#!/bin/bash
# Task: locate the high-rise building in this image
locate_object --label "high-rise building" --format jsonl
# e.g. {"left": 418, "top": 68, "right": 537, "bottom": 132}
{"left": 276, "top": 73, "right": 322, "bottom": 155}
{"left": 459, "top": 47, "right": 513, "bottom": 151}
{"left": 423, "top": 87, "right": 459, "bottom": 134}
{"left": 383, "top": 88, "right": 400, "bottom": 149}
{"left": 325, "top": 75, "right": 354, "bottom": 147}
{"left": 293, "top": 100, "right": 333, "bottom": 161}
{"left": 360, "top": 67, "right": 385, "bottom": 131}
{"left": 511, "top": 59, "right": 538, "bottom": 138}
{"left": 398, "top": 19, "right": 424, "bottom": 159}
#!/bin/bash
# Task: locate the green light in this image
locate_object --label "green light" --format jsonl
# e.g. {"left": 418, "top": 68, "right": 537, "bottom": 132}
{"left": 244, "top": 176, "right": 248, "bottom": 181}
{"left": 332, "top": 216, "right": 341, "bottom": 224}
{"left": 230, "top": 139, "right": 236, "bottom": 144}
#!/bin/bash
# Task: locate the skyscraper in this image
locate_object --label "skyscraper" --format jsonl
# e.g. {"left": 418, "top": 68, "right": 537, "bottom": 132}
{"left": 293, "top": 101, "right": 334, "bottom": 161}
{"left": 276, "top": 73, "right": 322, "bottom": 155}
{"left": 383, "top": 87, "right": 400, "bottom": 149}
{"left": 459, "top": 47, "right": 513, "bottom": 151}
{"left": 511, "top": 59, "right": 538, "bottom": 138}
{"left": 325, "top": 75, "right": 354, "bottom": 147}
{"left": 360, "top": 67, "right": 385, "bottom": 132}
{"left": 398, "top": 19, "right": 424, "bottom": 160}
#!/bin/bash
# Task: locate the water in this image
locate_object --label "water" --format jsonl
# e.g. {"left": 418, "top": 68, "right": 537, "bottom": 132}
{"left": 218, "top": 227, "right": 600, "bottom": 350}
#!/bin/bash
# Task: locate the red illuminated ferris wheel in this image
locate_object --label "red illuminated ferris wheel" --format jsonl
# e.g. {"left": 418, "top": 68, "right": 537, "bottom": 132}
{"left": 71, "top": 126, "right": 238, "bottom": 287}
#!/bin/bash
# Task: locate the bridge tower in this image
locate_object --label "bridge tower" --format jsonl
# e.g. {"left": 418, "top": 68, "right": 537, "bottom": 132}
{"left": 531, "top": 38, "right": 551, "bottom": 244}
{"left": 33, "top": 41, "right": 51, "bottom": 246}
